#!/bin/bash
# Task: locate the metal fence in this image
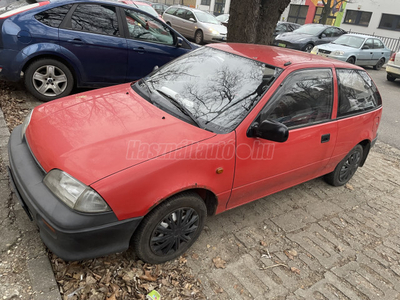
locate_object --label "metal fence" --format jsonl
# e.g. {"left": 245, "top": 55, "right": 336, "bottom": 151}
{"left": 348, "top": 30, "right": 400, "bottom": 53}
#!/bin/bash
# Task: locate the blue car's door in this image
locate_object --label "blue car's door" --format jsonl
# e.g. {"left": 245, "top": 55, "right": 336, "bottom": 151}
{"left": 59, "top": 3, "right": 128, "bottom": 85}
{"left": 120, "top": 7, "right": 191, "bottom": 81}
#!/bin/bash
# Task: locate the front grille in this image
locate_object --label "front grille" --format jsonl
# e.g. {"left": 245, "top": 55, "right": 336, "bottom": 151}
{"left": 318, "top": 49, "right": 331, "bottom": 55}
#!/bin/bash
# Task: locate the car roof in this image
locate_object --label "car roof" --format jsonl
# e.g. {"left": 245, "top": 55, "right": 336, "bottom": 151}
{"left": 342, "top": 33, "right": 381, "bottom": 40}
{"left": 208, "top": 43, "right": 364, "bottom": 70}
{"left": 167, "top": 5, "right": 209, "bottom": 14}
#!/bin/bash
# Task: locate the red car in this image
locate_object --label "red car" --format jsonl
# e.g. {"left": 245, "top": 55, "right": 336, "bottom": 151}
{"left": 8, "top": 44, "right": 382, "bottom": 264}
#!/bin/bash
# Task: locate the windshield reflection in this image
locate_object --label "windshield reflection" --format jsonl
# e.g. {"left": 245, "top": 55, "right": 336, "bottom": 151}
{"left": 133, "top": 47, "right": 282, "bottom": 133}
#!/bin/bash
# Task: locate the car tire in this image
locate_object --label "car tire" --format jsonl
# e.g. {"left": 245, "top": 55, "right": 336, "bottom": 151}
{"left": 25, "top": 58, "right": 74, "bottom": 102}
{"left": 304, "top": 43, "right": 314, "bottom": 53}
{"left": 346, "top": 57, "right": 355, "bottom": 64}
{"left": 373, "top": 58, "right": 385, "bottom": 70}
{"left": 132, "top": 192, "right": 207, "bottom": 264}
{"left": 195, "top": 30, "right": 204, "bottom": 44}
{"left": 324, "top": 144, "right": 363, "bottom": 187}
{"left": 387, "top": 73, "right": 396, "bottom": 82}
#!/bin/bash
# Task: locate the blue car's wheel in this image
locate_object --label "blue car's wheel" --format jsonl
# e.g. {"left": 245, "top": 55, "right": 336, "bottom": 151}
{"left": 25, "top": 58, "right": 74, "bottom": 102}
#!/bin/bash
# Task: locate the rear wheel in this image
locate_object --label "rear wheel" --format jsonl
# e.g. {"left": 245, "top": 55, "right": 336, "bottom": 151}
{"left": 373, "top": 58, "right": 385, "bottom": 70}
{"left": 24, "top": 58, "right": 74, "bottom": 102}
{"left": 387, "top": 73, "right": 396, "bottom": 82}
{"left": 346, "top": 57, "right": 355, "bottom": 64}
{"left": 324, "top": 144, "right": 363, "bottom": 187}
{"left": 133, "top": 192, "right": 207, "bottom": 264}
{"left": 195, "top": 30, "right": 204, "bottom": 44}
{"left": 304, "top": 43, "right": 314, "bottom": 53}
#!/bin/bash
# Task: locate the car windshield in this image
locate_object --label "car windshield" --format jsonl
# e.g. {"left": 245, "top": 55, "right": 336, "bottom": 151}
{"left": 332, "top": 35, "right": 365, "bottom": 48}
{"left": 195, "top": 11, "right": 219, "bottom": 24}
{"left": 132, "top": 47, "right": 282, "bottom": 133}
{"left": 294, "top": 25, "right": 324, "bottom": 36}
{"left": 136, "top": 3, "right": 158, "bottom": 18}
{"left": 216, "top": 14, "right": 229, "bottom": 22}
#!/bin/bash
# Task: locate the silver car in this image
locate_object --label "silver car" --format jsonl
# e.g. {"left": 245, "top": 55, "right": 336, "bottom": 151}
{"left": 163, "top": 6, "right": 227, "bottom": 44}
{"left": 311, "top": 34, "right": 391, "bottom": 70}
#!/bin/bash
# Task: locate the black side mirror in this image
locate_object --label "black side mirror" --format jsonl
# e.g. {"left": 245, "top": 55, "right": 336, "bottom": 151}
{"left": 320, "top": 33, "right": 327, "bottom": 38}
{"left": 176, "top": 37, "right": 183, "bottom": 48}
{"left": 362, "top": 45, "right": 370, "bottom": 50}
{"left": 247, "top": 119, "right": 289, "bottom": 142}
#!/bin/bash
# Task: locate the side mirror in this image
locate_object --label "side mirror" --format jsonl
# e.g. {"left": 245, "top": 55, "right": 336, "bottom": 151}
{"left": 362, "top": 45, "right": 370, "bottom": 49}
{"left": 247, "top": 119, "right": 289, "bottom": 142}
{"left": 320, "top": 33, "right": 327, "bottom": 38}
{"left": 176, "top": 37, "right": 183, "bottom": 48}
{"left": 153, "top": 65, "right": 159, "bottom": 71}
{"left": 189, "top": 18, "right": 196, "bottom": 22}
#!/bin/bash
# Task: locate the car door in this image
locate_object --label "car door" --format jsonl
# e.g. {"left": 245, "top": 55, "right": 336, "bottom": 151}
{"left": 371, "top": 39, "right": 386, "bottom": 64}
{"left": 58, "top": 3, "right": 128, "bottom": 85}
{"left": 318, "top": 27, "right": 341, "bottom": 45}
{"left": 228, "top": 68, "right": 337, "bottom": 209}
{"left": 360, "top": 38, "right": 375, "bottom": 65}
{"left": 172, "top": 8, "right": 187, "bottom": 37}
{"left": 121, "top": 7, "right": 190, "bottom": 81}
{"left": 184, "top": 10, "right": 197, "bottom": 38}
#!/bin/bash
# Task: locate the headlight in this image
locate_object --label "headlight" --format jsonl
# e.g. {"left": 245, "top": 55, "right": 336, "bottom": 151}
{"left": 332, "top": 50, "right": 345, "bottom": 56}
{"left": 209, "top": 28, "right": 219, "bottom": 35}
{"left": 21, "top": 110, "right": 33, "bottom": 139}
{"left": 311, "top": 46, "right": 318, "bottom": 54}
{"left": 44, "top": 169, "right": 111, "bottom": 213}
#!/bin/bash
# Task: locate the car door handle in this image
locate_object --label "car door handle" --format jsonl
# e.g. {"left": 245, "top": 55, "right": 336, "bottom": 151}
{"left": 68, "top": 38, "right": 84, "bottom": 44}
{"left": 133, "top": 47, "right": 146, "bottom": 54}
{"left": 321, "top": 134, "right": 330, "bottom": 143}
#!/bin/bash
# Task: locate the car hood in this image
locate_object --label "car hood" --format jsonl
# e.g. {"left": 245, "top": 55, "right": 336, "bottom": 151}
{"left": 207, "top": 23, "right": 227, "bottom": 34}
{"left": 317, "top": 43, "right": 356, "bottom": 52}
{"left": 276, "top": 32, "right": 314, "bottom": 42}
{"left": 26, "top": 83, "right": 216, "bottom": 185}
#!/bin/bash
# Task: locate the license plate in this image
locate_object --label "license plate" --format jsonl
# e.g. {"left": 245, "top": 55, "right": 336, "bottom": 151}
{"left": 278, "top": 43, "right": 286, "bottom": 48}
{"left": 222, "top": 36, "right": 226, "bottom": 41}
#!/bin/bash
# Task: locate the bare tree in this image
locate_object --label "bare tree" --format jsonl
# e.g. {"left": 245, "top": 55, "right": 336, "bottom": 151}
{"left": 227, "top": 0, "right": 291, "bottom": 45}
{"left": 318, "top": 0, "right": 348, "bottom": 25}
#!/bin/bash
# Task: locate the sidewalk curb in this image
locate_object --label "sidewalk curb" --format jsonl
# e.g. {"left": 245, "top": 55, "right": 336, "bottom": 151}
{"left": 0, "top": 107, "right": 61, "bottom": 300}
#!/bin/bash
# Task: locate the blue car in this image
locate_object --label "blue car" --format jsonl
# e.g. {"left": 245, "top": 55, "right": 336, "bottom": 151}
{"left": 0, "top": 0, "right": 196, "bottom": 101}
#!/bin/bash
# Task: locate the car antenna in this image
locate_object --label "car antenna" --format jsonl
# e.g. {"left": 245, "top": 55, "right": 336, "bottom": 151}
{"left": 284, "top": 61, "right": 292, "bottom": 66}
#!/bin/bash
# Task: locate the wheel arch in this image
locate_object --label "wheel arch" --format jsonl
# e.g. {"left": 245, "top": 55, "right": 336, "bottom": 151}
{"left": 358, "top": 139, "right": 371, "bottom": 167}
{"left": 347, "top": 55, "right": 356, "bottom": 63}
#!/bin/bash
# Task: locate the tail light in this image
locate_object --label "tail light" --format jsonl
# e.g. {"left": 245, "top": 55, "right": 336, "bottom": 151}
{"left": 0, "top": 1, "right": 50, "bottom": 19}
{"left": 389, "top": 52, "right": 396, "bottom": 62}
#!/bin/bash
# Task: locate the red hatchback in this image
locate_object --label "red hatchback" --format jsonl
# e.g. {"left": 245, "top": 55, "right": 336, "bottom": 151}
{"left": 8, "top": 44, "right": 382, "bottom": 264}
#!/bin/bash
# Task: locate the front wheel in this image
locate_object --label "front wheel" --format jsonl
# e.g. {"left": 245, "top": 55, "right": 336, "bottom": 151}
{"left": 195, "top": 30, "right": 204, "bottom": 44}
{"left": 324, "top": 144, "right": 363, "bottom": 186}
{"left": 304, "top": 44, "right": 314, "bottom": 53}
{"left": 24, "top": 58, "right": 74, "bottom": 102}
{"left": 387, "top": 73, "right": 396, "bottom": 82}
{"left": 133, "top": 192, "right": 207, "bottom": 264}
{"left": 346, "top": 57, "right": 355, "bottom": 64}
{"left": 373, "top": 58, "right": 385, "bottom": 70}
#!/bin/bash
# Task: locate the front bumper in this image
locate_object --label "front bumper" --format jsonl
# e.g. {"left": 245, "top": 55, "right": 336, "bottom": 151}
{"left": 204, "top": 32, "right": 227, "bottom": 43}
{"left": 8, "top": 125, "right": 143, "bottom": 261}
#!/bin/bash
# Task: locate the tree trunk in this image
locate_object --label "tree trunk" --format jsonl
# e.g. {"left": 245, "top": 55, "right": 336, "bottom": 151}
{"left": 320, "top": 0, "right": 332, "bottom": 24}
{"left": 227, "top": 0, "right": 291, "bottom": 45}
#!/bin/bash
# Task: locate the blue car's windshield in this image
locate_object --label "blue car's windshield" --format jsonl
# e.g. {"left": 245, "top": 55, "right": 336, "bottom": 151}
{"left": 332, "top": 35, "right": 365, "bottom": 48}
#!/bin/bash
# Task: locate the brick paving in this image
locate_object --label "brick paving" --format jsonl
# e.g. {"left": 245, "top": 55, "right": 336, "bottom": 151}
{"left": 186, "top": 143, "right": 400, "bottom": 299}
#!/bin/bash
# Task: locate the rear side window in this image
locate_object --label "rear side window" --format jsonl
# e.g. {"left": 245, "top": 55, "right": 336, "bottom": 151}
{"left": 260, "top": 69, "right": 333, "bottom": 128}
{"left": 70, "top": 4, "right": 119, "bottom": 37}
{"left": 336, "top": 69, "right": 382, "bottom": 117}
{"left": 35, "top": 5, "right": 72, "bottom": 28}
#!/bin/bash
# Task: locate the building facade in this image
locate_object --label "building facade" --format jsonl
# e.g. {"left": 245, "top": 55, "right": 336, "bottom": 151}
{"left": 195, "top": 0, "right": 231, "bottom": 15}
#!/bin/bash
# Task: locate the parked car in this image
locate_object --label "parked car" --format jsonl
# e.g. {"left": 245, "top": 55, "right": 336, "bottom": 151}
{"left": 274, "top": 24, "right": 346, "bottom": 52}
{"left": 163, "top": 6, "right": 227, "bottom": 44}
{"left": 152, "top": 3, "right": 169, "bottom": 15}
{"left": 0, "top": 0, "right": 196, "bottom": 101}
{"left": 311, "top": 34, "right": 391, "bottom": 70}
{"left": 216, "top": 13, "right": 229, "bottom": 27}
{"left": 275, "top": 21, "right": 301, "bottom": 36}
{"left": 8, "top": 43, "right": 382, "bottom": 264}
{"left": 386, "top": 51, "right": 400, "bottom": 81}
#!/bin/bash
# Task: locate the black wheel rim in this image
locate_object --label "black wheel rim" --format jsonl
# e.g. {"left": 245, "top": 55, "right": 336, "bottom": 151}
{"left": 339, "top": 151, "right": 361, "bottom": 183}
{"left": 150, "top": 207, "right": 199, "bottom": 256}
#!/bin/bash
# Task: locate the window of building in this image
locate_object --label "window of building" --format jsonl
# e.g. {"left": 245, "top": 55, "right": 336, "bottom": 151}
{"left": 379, "top": 14, "right": 400, "bottom": 31}
{"left": 201, "top": 0, "right": 211, "bottom": 5}
{"left": 287, "top": 4, "right": 308, "bottom": 25}
{"left": 313, "top": 7, "right": 336, "bottom": 25}
{"left": 344, "top": 10, "right": 372, "bottom": 26}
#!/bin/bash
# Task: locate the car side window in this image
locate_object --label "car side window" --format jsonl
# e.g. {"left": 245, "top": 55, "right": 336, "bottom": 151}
{"left": 123, "top": 9, "right": 174, "bottom": 45}
{"left": 175, "top": 8, "right": 186, "bottom": 19}
{"left": 165, "top": 7, "right": 177, "bottom": 15}
{"left": 336, "top": 69, "right": 382, "bottom": 117}
{"left": 323, "top": 27, "right": 334, "bottom": 37}
{"left": 35, "top": 5, "right": 72, "bottom": 28}
{"left": 365, "top": 38, "right": 374, "bottom": 49}
{"left": 185, "top": 11, "right": 195, "bottom": 21}
{"left": 373, "top": 39, "right": 384, "bottom": 49}
{"left": 331, "top": 27, "right": 342, "bottom": 37}
{"left": 259, "top": 69, "right": 333, "bottom": 128}
{"left": 70, "top": 4, "right": 120, "bottom": 36}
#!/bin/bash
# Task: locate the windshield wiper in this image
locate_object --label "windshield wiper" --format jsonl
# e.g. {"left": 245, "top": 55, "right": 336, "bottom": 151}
{"left": 155, "top": 89, "right": 201, "bottom": 128}
{"left": 139, "top": 79, "right": 153, "bottom": 94}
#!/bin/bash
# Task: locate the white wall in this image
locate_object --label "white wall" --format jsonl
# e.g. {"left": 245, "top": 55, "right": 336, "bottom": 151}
{"left": 340, "top": 0, "right": 400, "bottom": 39}
{"left": 196, "top": 0, "right": 231, "bottom": 14}
{"left": 280, "top": 0, "right": 306, "bottom": 21}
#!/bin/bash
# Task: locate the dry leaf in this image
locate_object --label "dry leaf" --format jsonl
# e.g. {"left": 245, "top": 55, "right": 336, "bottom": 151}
{"left": 215, "top": 287, "right": 224, "bottom": 293}
{"left": 140, "top": 270, "right": 157, "bottom": 282}
{"left": 260, "top": 240, "right": 267, "bottom": 247}
{"left": 287, "top": 249, "right": 298, "bottom": 257}
{"left": 345, "top": 183, "right": 354, "bottom": 190}
{"left": 212, "top": 257, "right": 226, "bottom": 269}
{"left": 291, "top": 267, "right": 301, "bottom": 275}
{"left": 192, "top": 253, "right": 199, "bottom": 260}
{"left": 106, "top": 294, "right": 117, "bottom": 300}
{"left": 284, "top": 250, "right": 294, "bottom": 260}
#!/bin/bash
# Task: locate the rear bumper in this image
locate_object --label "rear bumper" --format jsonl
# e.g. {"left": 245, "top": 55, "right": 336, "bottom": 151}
{"left": 0, "top": 48, "right": 22, "bottom": 82}
{"left": 8, "top": 125, "right": 143, "bottom": 261}
{"left": 386, "top": 63, "right": 400, "bottom": 77}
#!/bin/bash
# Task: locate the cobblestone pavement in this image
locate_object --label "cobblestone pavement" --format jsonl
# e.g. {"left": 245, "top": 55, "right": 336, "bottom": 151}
{"left": 186, "top": 142, "right": 400, "bottom": 299}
